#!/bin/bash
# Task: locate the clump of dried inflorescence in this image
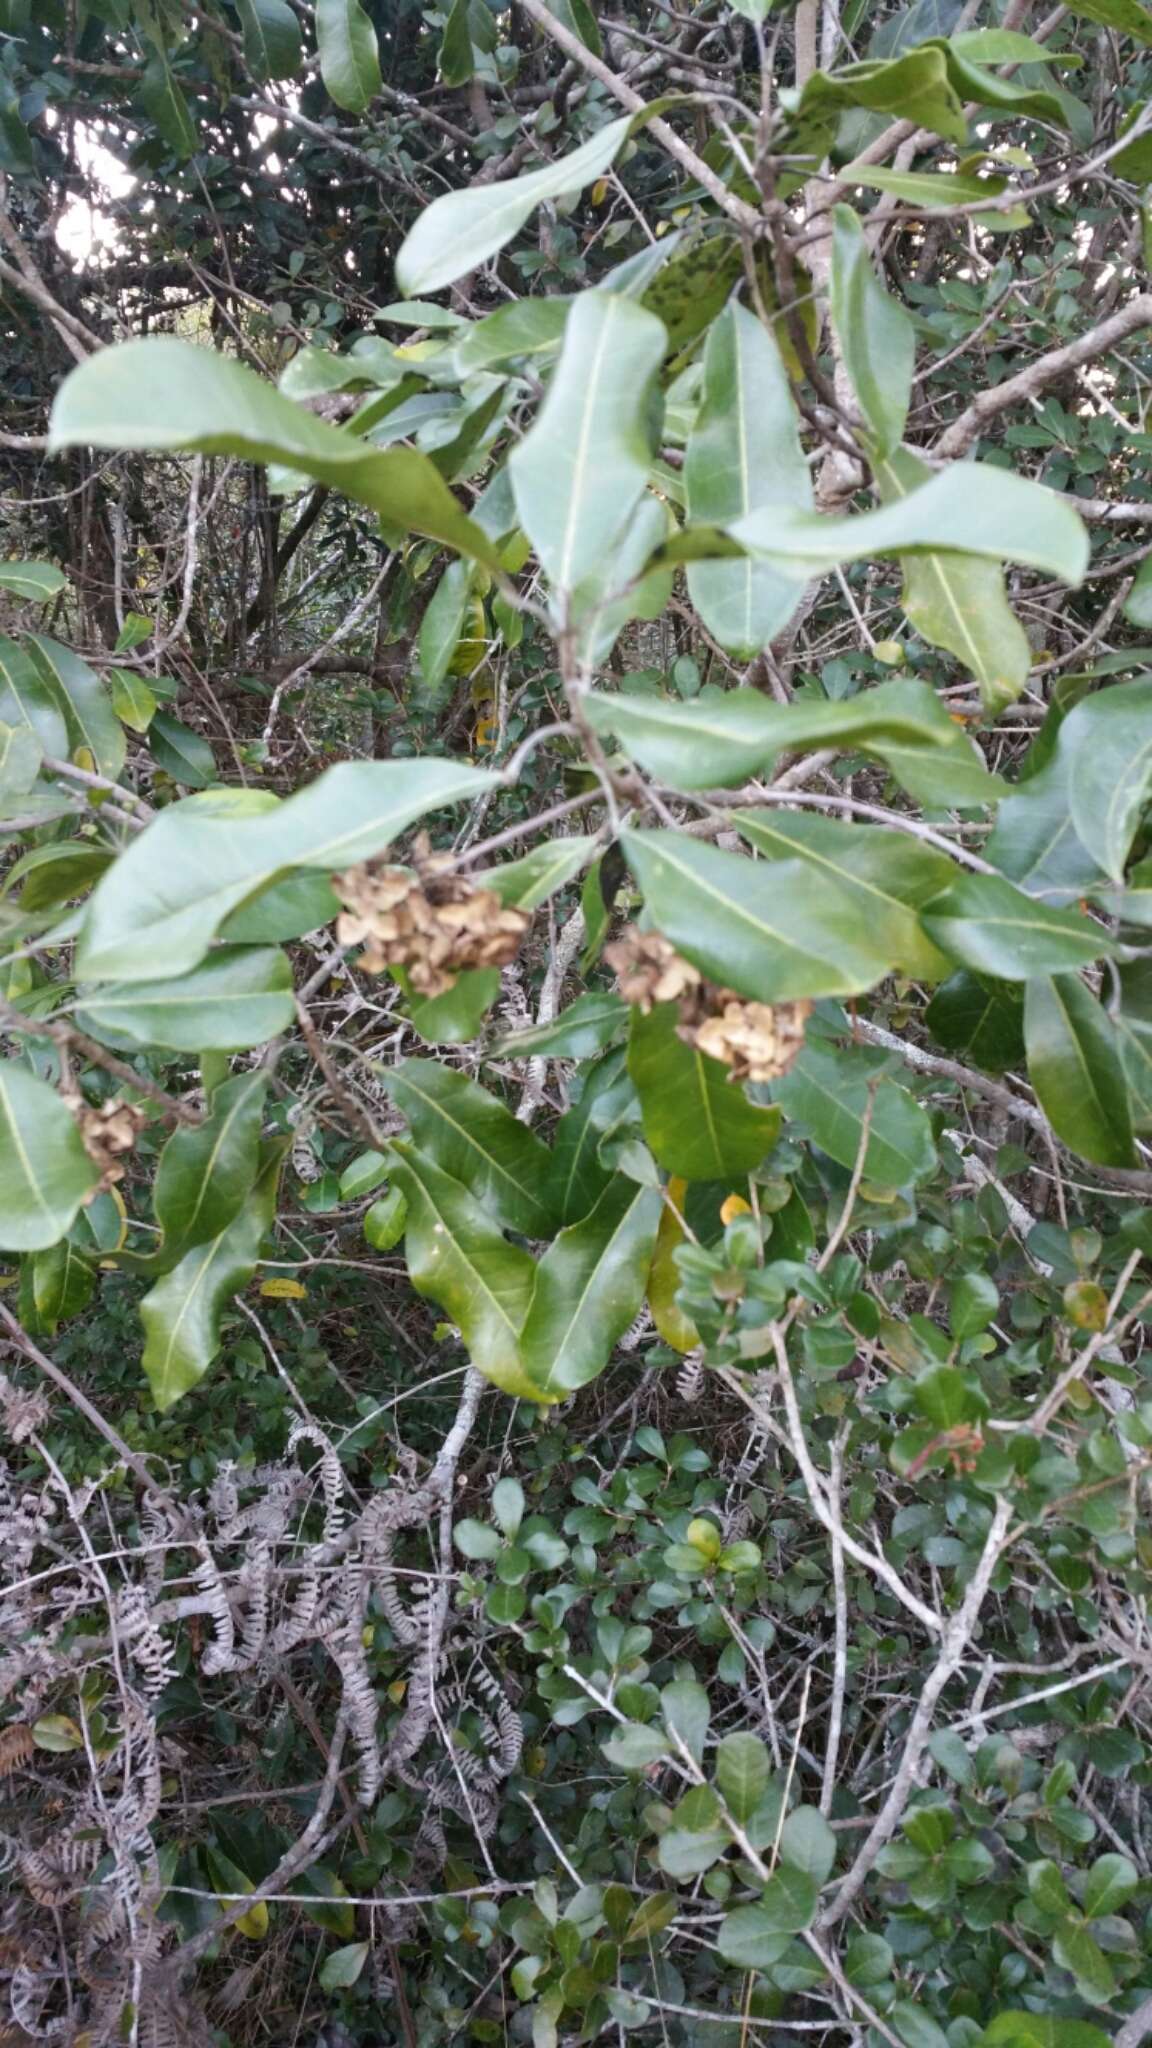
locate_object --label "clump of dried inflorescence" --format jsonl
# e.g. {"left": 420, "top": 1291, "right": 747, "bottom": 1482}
{"left": 333, "top": 832, "right": 529, "bottom": 998}
{"left": 606, "top": 927, "right": 811, "bottom": 1085}
{"left": 67, "top": 1095, "right": 148, "bottom": 1190}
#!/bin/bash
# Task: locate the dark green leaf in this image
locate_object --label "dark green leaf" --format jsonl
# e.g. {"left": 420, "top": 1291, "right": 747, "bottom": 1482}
{"left": 153, "top": 1072, "right": 268, "bottom": 1260}
{"left": 235, "top": 0, "right": 302, "bottom": 78}
{"left": 141, "top": 1143, "right": 284, "bottom": 1409}
{"left": 1025, "top": 974, "right": 1135, "bottom": 1167}
{"left": 830, "top": 205, "right": 914, "bottom": 458}
{"left": 519, "top": 1178, "right": 661, "bottom": 1397}
{"left": 315, "top": 0, "right": 380, "bottom": 111}
{"left": 0, "top": 1064, "right": 100, "bottom": 1251}
{"left": 0, "top": 561, "right": 67, "bottom": 602}
{"left": 77, "top": 947, "right": 294, "bottom": 1053}
{"left": 380, "top": 1057, "right": 557, "bottom": 1236}
{"left": 776, "top": 1043, "right": 937, "bottom": 1186}
{"left": 921, "top": 874, "right": 1114, "bottom": 980}
{"left": 628, "top": 1002, "right": 780, "bottom": 1180}
{"left": 492, "top": 991, "right": 627, "bottom": 1061}
{"left": 737, "top": 810, "right": 954, "bottom": 980}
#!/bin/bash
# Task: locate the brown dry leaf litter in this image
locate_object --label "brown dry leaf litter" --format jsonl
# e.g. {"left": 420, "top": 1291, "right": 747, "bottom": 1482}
{"left": 333, "top": 833, "right": 529, "bottom": 998}
{"left": 606, "top": 926, "right": 812, "bottom": 1085}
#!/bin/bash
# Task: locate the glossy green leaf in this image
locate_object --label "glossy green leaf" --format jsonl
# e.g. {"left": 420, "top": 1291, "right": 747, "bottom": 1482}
{"left": 78, "top": 758, "right": 495, "bottom": 981}
{"left": 363, "top": 1186, "right": 408, "bottom": 1250}
{"left": 620, "top": 829, "right": 895, "bottom": 1001}
{"left": 418, "top": 559, "right": 471, "bottom": 708}
{"left": 315, "top": 0, "right": 381, "bottom": 111}
{"left": 492, "top": 992, "right": 627, "bottom": 1061}
{"left": 841, "top": 162, "right": 1028, "bottom": 216}
{"left": 509, "top": 291, "right": 665, "bottom": 599}
{"left": 921, "top": 875, "right": 1114, "bottom": 980}
{"left": 0, "top": 1063, "right": 100, "bottom": 1251}
{"left": 1025, "top": 974, "right": 1135, "bottom": 1167}
{"left": 140, "top": 1142, "right": 285, "bottom": 1410}
{"left": 483, "top": 836, "right": 596, "bottom": 913}
{"left": 684, "top": 302, "right": 811, "bottom": 655}
{"left": 49, "top": 341, "right": 504, "bottom": 572}
{"left": 737, "top": 810, "right": 954, "bottom": 980}
{"left": 873, "top": 449, "right": 1031, "bottom": 712}
{"left": 400, "top": 964, "right": 501, "bottom": 1047}
{"left": 108, "top": 667, "right": 158, "bottom": 734}
{"left": 519, "top": 1178, "right": 661, "bottom": 1397}
{"left": 453, "top": 299, "right": 570, "bottom": 377}
{"left": 585, "top": 676, "right": 961, "bottom": 790}
{"left": 0, "top": 636, "right": 68, "bottom": 757}
{"left": 715, "top": 1732, "right": 770, "bottom": 1823}
{"left": 21, "top": 1237, "right": 96, "bottom": 1335}
{"left": 830, "top": 205, "right": 914, "bottom": 458}
{"left": 5, "top": 841, "right": 113, "bottom": 912}
{"left": 661, "top": 1678, "right": 711, "bottom": 1765}
{"left": 153, "top": 1072, "right": 268, "bottom": 1260}
{"left": 379, "top": 1058, "right": 557, "bottom": 1236}
{"left": 235, "top": 0, "right": 302, "bottom": 78}
{"left": 981, "top": 2015, "right": 1112, "bottom": 2048}
{"left": 731, "top": 462, "right": 1088, "bottom": 586}
{"left": 628, "top": 1002, "right": 780, "bottom": 1180}
{"left": 986, "top": 755, "right": 1104, "bottom": 908}
{"left": 1063, "top": 679, "right": 1152, "bottom": 881}
{"left": 77, "top": 947, "right": 295, "bottom": 1053}
{"left": 137, "top": 55, "right": 197, "bottom": 158}
{"left": 1082, "top": 1853, "right": 1138, "bottom": 1918}
{"left": 776, "top": 1044, "right": 937, "bottom": 1186}
{"left": 395, "top": 116, "right": 633, "bottom": 296}
{"left": 546, "top": 1056, "right": 635, "bottom": 1225}
{"left": 924, "top": 971, "right": 1024, "bottom": 1073}
{"left": 147, "top": 711, "right": 215, "bottom": 789}
{"left": 437, "top": 0, "right": 473, "bottom": 86}
{"left": 0, "top": 560, "right": 66, "bottom": 602}
{"left": 385, "top": 1140, "right": 543, "bottom": 1402}
{"left": 24, "top": 636, "right": 125, "bottom": 781}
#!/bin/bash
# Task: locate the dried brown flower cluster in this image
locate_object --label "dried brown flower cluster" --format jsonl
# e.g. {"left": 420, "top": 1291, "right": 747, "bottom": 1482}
{"left": 72, "top": 1097, "right": 148, "bottom": 1187}
{"left": 333, "top": 833, "right": 529, "bottom": 999}
{"left": 606, "top": 927, "right": 812, "bottom": 1085}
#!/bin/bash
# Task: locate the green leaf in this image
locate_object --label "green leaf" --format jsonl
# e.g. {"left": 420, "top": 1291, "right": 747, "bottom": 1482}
{"left": 137, "top": 55, "right": 197, "bottom": 158}
{"left": 845, "top": 1933, "right": 895, "bottom": 1985}
{"left": 585, "top": 674, "right": 964, "bottom": 790}
{"left": 628, "top": 1002, "right": 780, "bottom": 1180}
{"left": 661, "top": 1678, "right": 711, "bottom": 1765}
{"left": 925, "top": 972, "right": 1025, "bottom": 1072}
{"left": 78, "top": 758, "right": 495, "bottom": 981}
{"left": 717, "top": 1906, "right": 793, "bottom": 1969}
{"left": 737, "top": 811, "right": 954, "bottom": 981}
{"left": 1025, "top": 974, "right": 1135, "bottom": 1168}
{"left": 0, "top": 1063, "right": 100, "bottom": 1251}
{"left": 338, "top": 1150, "right": 389, "bottom": 1201}
{"left": 830, "top": 205, "right": 914, "bottom": 458}
{"left": 49, "top": 341, "right": 504, "bottom": 573}
{"left": 148, "top": 711, "right": 215, "bottom": 789}
{"left": 454, "top": 298, "right": 570, "bottom": 378}
{"left": 363, "top": 1187, "right": 408, "bottom": 1250}
{"left": 509, "top": 291, "right": 665, "bottom": 599}
{"left": 1063, "top": 679, "right": 1152, "bottom": 881}
{"left": 491, "top": 1476, "right": 524, "bottom": 1538}
{"left": 0, "top": 636, "right": 69, "bottom": 757}
{"left": 395, "top": 116, "right": 634, "bottom": 296}
{"left": 385, "top": 1140, "right": 542, "bottom": 1402}
{"left": 986, "top": 756, "right": 1104, "bottom": 909}
{"left": 779, "top": 1806, "right": 837, "bottom": 1885}
{"left": 380, "top": 1058, "right": 557, "bottom": 1237}
{"left": 981, "top": 2014, "right": 1112, "bottom": 2048}
{"left": 315, "top": 0, "right": 380, "bottom": 111}
{"left": 4, "top": 842, "right": 113, "bottom": 912}
{"left": 873, "top": 449, "right": 1031, "bottom": 712}
{"left": 715, "top": 1732, "right": 770, "bottom": 1823}
{"left": 220, "top": 870, "right": 340, "bottom": 945}
{"left": 1051, "top": 1922, "right": 1115, "bottom": 2005}
{"left": 1052, "top": 0, "right": 1152, "bottom": 45}
{"left": 841, "top": 162, "right": 1028, "bottom": 215}
{"left": 920, "top": 874, "right": 1113, "bottom": 980}
{"left": 546, "top": 1056, "right": 634, "bottom": 1225}
{"left": 108, "top": 668, "right": 157, "bottom": 734}
{"left": 519, "top": 1179, "right": 661, "bottom": 1398}
{"left": 1082, "top": 1853, "right": 1138, "bottom": 1918}
{"left": 484, "top": 837, "right": 597, "bottom": 913}
{"left": 659, "top": 1826, "right": 731, "bottom": 1878}
{"left": 454, "top": 1517, "right": 501, "bottom": 1559}
{"left": 0, "top": 561, "right": 66, "bottom": 602}
{"left": 418, "top": 559, "right": 472, "bottom": 708}
{"left": 949, "top": 1272, "right": 999, "bottom": 1341}
{"left": 437, "top": 0, "right": 473, "bottom": 84}
{"left": 602, "top": 1723, "right": 669, "bottom": 1770}
{"left": 153, "top": 1072, "right": 268, "bottom": 1260}
{"left": 684, "top": 302, "right": 811, "bottom": 655}
{"left": 318, "top": 1942, "right": 368, "bottom": 1992}
{"left": 77, "top": 947, "right": 294, "bottom": 1054}
{"left": 235, "top": 0, "right": 302, "bottom": 78}
{"left": 730, "top": 463, "right": 1088, "bottom": 587}
{"left": 21, "top": 637, "right": 123, "bottom": 781}
{"left": 22, "top": 1238, "right": 95, "bottom": 1335}
{"left": 492, "top": 991, "right": 627, "bottom": 1061}
{"left": 0, "top": 721, "right": 42, "bottom": 797}
{"left": 776, "top": 1044, "right": 937, "bottom": 1186}
{"left": 794, "top": 44, "right": 968, "bottom": 144}
{"left": 140, "top": 1142, "right": 284, "bottom": 1410}
{"left": 619, "top": 829, "right": 895, "bottom": 1002}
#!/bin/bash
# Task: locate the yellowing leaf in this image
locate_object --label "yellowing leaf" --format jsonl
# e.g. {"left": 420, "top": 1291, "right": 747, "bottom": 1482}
{"left": 720, "top": 1193, "right": 752, "bottom": 1224}
{"left": 648, "top": 1178, "right": 699, "bottom": 1354}
{"left": 259, "top": 1276, "right": 307, "bottom": 1298}
{"left": 33, "top": 1714, "right": 83, "bottom": 1752}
